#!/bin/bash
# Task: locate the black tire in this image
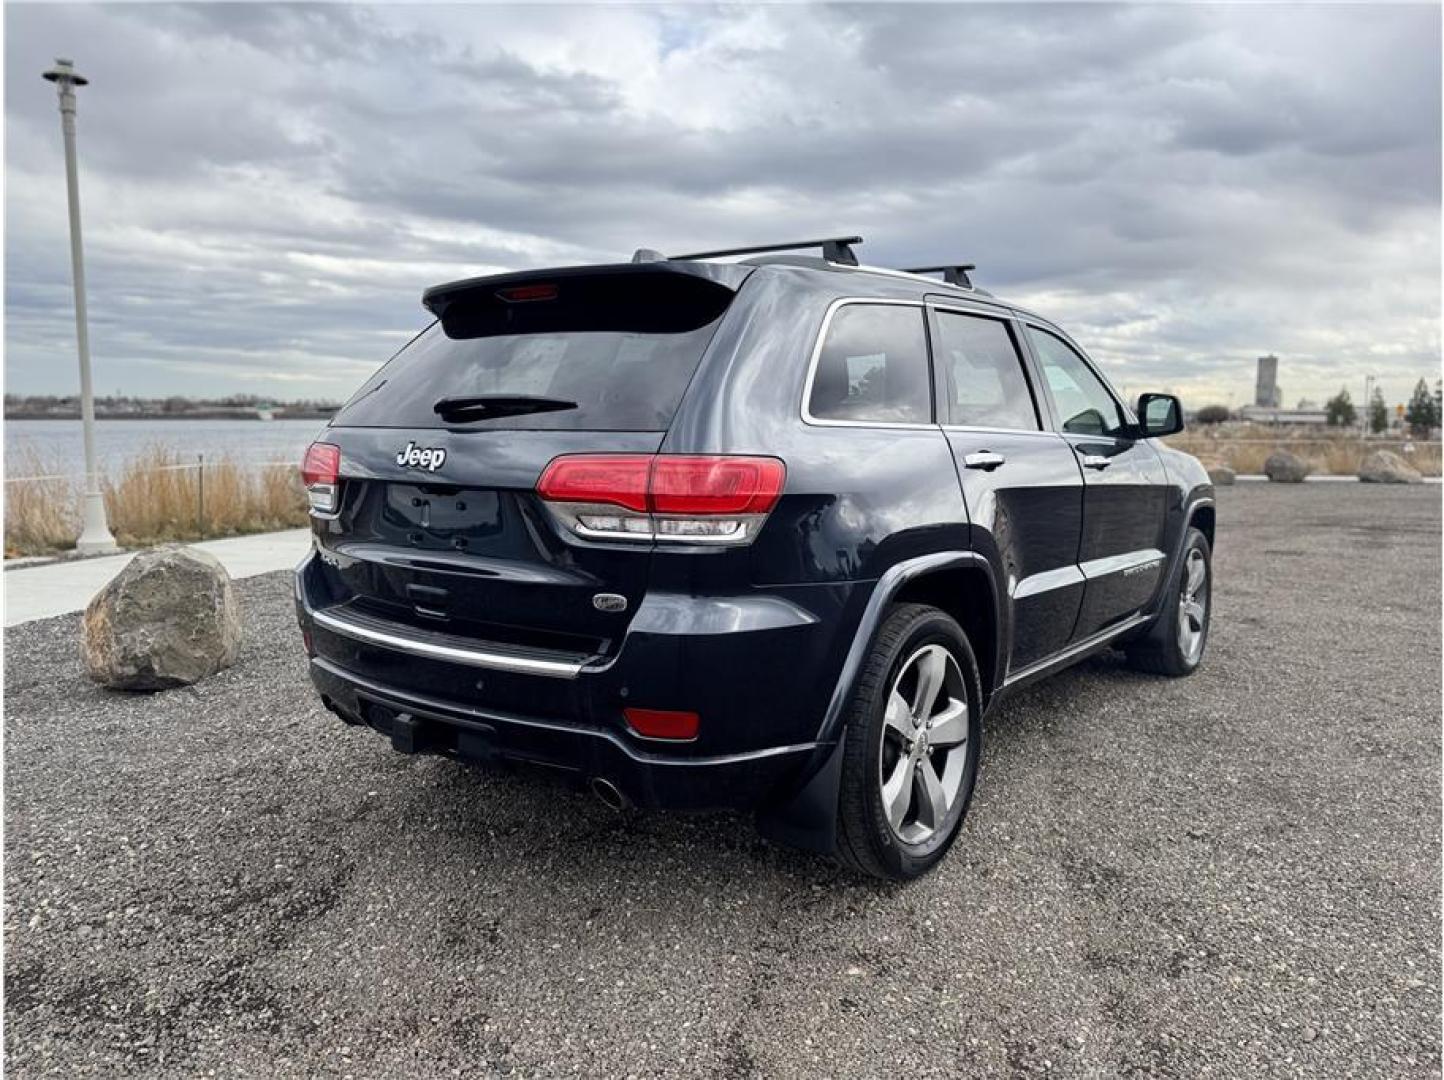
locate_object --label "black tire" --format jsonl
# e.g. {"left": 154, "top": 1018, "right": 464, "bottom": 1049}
{"left": 835, "top": 603, "right": 983, "bottom": 881}
{"left": 1125, "top": 526, "right": 1212, "bottom": 677}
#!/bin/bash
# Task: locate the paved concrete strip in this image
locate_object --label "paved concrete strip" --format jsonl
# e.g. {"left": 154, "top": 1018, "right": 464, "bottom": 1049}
{"left": 1, "top": 528, "right": 311, "bottom": 627}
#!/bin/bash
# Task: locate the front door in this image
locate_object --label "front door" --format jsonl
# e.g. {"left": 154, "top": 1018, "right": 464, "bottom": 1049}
{"left": 1024, "top": 325, "right": 1170, "bottom": 641}
{"left": 928, "top": 305, "right": 1086, "bottom": 673}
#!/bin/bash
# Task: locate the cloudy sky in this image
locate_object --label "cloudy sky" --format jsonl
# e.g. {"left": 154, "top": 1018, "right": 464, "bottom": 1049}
{"left": 5, "top": 2, "right": 1440, "bottom": 409}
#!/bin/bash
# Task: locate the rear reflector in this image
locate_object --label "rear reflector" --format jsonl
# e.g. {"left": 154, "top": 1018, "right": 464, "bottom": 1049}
{"left": 623, "top": 707, "right": 700, "bottom": 741}
{"left": 302, "top": 442, "right": 341, "bottom": 514}
{"left": 537, "top": 454, "right": 786, "bottom": 546}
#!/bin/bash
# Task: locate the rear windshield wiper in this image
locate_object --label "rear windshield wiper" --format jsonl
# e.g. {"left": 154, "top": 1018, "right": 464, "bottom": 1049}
{"left": 433, "top": 395, "right": 578, "bottom": 421}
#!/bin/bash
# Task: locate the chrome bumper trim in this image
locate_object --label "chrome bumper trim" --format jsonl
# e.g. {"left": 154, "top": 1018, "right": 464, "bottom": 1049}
{"left": 308, "top": 606, "right": 586, "bottom": 680}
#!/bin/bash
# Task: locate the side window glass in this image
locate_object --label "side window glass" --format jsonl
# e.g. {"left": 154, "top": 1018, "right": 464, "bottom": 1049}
{"left": 933, "top": 312, "right": 1040, "bottom": 431}
{"left": 1027, "top": 328, "right": 1126, "bottom": 437}
{"left": 808, "top": 304, "right": 931, "bottom": 424}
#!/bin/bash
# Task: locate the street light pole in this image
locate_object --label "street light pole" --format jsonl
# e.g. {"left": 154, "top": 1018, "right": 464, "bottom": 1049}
{"left": 43, "top": 58, "right": 116, "bottom": 554}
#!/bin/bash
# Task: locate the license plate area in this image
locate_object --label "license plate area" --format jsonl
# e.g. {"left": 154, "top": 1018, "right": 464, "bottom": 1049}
{"left": 382, "top": 484, "right": 501, "bottom": 546}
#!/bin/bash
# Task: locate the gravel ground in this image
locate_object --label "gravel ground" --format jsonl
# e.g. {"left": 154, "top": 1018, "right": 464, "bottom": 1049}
{"left": 5, "top": 483, "right": 1440, "bottom": 1078}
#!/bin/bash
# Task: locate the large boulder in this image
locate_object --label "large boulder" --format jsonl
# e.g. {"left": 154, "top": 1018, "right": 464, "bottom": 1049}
{"left": 1358, "top": 449, "right": 1423, "bottom": 485}
{"left": 82, "top": 545, "right": 241, "bottom": 690}
{"left": 1264, "top": 450, "right": 1310, "bottom": 483}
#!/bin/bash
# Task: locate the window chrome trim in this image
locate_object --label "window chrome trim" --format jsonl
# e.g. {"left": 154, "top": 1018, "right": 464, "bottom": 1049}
{"left": 941, "top": 425, "right": 1070, "bottom": 439}
{"left": 308, "top": 605, "right": 586, "bottom": 679}
{"left": 799, "top": 297, "right": 938, "bottom": 431}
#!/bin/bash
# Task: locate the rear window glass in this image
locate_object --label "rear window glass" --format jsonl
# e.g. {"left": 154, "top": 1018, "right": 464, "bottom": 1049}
{"left": 807, "top": 304, "right": 932, "bottom": 424}
{"left": 335, "top": 274, "right": 732, "bottom": 431}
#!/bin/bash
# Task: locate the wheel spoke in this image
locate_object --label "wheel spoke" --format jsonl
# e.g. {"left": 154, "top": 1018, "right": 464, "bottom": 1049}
{"left": 927, "top": 699, "right": 969, "bottom": 747}
{"left": 912, "top": 648, "right": 947, "bottom": 720}
{"left": 882, "top": 756, "right": 913, "bottom": 830}
{"left": 1185, "top": 554, "right": 1205, "bottom": 596}
{"left": 884, "top": 690, "right": 914, "bottom": 740}
{"left": 916, "top": 757, "right": 949, "bottom": 829}
{"left": 1183, "top": 599, "right": 1206, "bottom": 630}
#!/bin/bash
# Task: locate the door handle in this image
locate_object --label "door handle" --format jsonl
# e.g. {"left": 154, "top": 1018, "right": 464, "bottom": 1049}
{"left": 1080, "top": 454, "right": 1111, "bottom": 470}
{"left": 963, "top": 451, "right": 1006, "bottom": 471}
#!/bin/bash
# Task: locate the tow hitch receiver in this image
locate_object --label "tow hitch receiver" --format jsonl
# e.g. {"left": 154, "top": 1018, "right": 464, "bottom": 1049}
{"left": 389, "top": 711, "right": 421, "bottom": 754}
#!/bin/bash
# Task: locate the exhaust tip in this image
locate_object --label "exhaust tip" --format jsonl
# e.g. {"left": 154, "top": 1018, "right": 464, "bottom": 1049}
{"left": 589, "top": 776, "right": 630, "bottom": 811}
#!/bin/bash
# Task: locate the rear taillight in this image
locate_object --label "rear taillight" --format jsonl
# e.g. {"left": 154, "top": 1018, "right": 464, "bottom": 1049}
{"left": 302, "top": 442, "right": 341, "bottom": 515}
{"left": 537, "top": 454, "right": 785, "bottom": 545}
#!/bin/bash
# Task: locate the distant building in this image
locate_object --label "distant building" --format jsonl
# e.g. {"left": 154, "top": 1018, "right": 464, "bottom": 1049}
{"left": 1238, "top": 403, "right": 1329, "bottom": 426}
{"left": 1254, "top": 354, "right": 1281, "bottom": 408}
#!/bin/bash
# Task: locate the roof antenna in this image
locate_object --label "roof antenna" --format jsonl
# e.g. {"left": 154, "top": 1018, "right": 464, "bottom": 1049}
{"left": 631, "top": 248, "right": 666, "bottom": 263}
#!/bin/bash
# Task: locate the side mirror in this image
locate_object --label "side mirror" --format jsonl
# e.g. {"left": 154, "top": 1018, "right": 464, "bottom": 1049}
{"left": 1138, "top": 393, "right": 1184, "bottom": 438}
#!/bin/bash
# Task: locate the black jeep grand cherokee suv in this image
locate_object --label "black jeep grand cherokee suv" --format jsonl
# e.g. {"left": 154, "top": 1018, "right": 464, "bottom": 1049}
{"left": 296, "top": 236, "right": 1214, "bottom": 881}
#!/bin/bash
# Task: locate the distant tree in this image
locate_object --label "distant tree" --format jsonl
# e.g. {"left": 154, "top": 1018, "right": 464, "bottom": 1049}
{"left": 162, "top": 396, "right": 190, "bottom": 414}
{"left": 1405, "top": 378, "right": 1439, "bottom": 436}
{"left": 1325, "top": 388, "right": 1356, "bottom": 428}
{"left": 1194, "top": 404, "right": 1231, "bottom": 425}
{"left": 1368, "top": 386, "right": 1389, "bottom": 435}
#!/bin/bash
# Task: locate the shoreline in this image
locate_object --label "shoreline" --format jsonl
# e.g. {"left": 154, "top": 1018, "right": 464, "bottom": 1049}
{"left": 6, "top": 412, "right": 335, "bottom": 422}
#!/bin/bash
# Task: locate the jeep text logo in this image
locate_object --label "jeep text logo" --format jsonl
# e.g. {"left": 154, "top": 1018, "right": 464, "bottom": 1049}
{"left": 396, "top": 442, "right": 447, "bottom": 471}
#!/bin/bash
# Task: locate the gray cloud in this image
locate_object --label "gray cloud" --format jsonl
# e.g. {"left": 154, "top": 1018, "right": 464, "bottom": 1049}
{"left": 4, "top": 2, "right": 1439, "bottom": 410}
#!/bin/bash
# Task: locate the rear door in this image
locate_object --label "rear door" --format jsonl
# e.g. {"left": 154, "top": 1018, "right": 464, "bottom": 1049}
{"left": 1023, "top": 324, "right": 1170, "bottom": 641}
{"left": 307, "top": 265, "right": 746, "bottom": 662}
{"left": 927, "top": 303, "right": 1086, "bottom": 674}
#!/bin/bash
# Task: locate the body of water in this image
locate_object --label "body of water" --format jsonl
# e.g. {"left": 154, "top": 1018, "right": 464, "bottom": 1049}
{"left": 5, "top": 419, "right": 329, "bottom": 478}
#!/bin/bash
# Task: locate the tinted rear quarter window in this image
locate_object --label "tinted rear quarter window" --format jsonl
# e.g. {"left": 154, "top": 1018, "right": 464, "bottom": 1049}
{"left": 807, "top": 304, "right": 932, "bottom": 424}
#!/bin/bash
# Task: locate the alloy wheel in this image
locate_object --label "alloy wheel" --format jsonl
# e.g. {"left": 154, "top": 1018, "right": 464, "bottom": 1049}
{"left": 877, "top": 644, "right": 970, "bottom": 845}
{"left": 1177, "top": 548, "right": 1208, "bottom": 663}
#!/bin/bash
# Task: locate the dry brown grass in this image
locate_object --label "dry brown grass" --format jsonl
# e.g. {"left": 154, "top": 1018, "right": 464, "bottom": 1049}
{"left": 5, "top": 443, "right": 307, "bottom": 557}
{"left": 1168, "top": 430, "right": 1442, "bottom": 477}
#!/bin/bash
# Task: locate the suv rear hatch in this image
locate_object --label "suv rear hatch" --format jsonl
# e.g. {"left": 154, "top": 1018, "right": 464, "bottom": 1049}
{"left": 302, "top": 262, "right": 751, "bottom": 675}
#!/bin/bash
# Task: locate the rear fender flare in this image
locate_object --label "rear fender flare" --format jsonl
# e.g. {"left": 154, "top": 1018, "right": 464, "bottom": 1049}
{"left": 815, "top": 551, "right": 999, "bottom": 745}
{"left": 757, "top": 551, "right": 999, "bottom": 855}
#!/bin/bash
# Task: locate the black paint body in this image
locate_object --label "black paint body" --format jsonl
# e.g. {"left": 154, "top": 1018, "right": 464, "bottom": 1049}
{"left": 296, "top": 256, "right": 1214, "bottom": 834}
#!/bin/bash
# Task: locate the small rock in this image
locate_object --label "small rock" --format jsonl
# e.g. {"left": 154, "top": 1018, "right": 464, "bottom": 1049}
{"left": 1358, "top": 449, "right": 1423, "bottom": 485}
{"left": 1206, "top": 464, "right": 1237, "bottom": 486}
{"left": 1303, "top": 1026, "right": 1318, "bottom": 1042}
{"left": 81, "top": 545, "right": 241, "bottom": 691}
{"left": 1264, "top": 450, "right": 1311, "bottom": 483}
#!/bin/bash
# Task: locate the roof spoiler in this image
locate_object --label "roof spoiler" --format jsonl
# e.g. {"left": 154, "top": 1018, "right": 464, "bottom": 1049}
{"left": 422, "top": 261, "right": 752, "bottom": 319}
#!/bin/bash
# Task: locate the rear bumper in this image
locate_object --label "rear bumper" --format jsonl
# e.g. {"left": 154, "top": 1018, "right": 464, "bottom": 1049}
{"left": 295, "top": 551, "right": 859, "bottom": 812}
{"left": 308, "top": 657, "right": 821, "bottom": 811}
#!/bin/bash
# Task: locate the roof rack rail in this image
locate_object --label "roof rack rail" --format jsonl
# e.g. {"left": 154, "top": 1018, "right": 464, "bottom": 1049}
{"left": 668, "top": 236, "right": 863, "bottom": 267}
{"left": 902, "top": 264, "right": 977, "bottom": 288}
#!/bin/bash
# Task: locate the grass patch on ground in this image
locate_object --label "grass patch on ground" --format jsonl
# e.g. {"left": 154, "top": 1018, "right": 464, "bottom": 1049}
{"left": 5, "top": 443, "right": 307, "bottom": 557}
{"left": 1166, "top": 430, "right": 1441, "bottom": 477}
